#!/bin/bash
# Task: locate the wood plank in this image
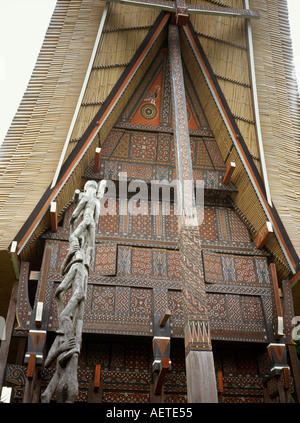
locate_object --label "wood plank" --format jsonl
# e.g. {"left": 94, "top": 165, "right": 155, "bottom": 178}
{"left": 50, "top": 202, "right": 58, "bottom": 232}
{"left": 94, "top": 364, "right": 101, "bottom": 390}
{"left": 222, "top": 162, "right": 236, "bottom": 185}
{"left": 159, "top": 309, "right": 171, "bottom": 327}
{"left": 154, "top": 357, "right": 169, "bottom": 395}
{"left": 27, "top": 354, "right": 36, "bottom": 379}
{"left": 0, "top": 279, "right": 18, "bottom": 393}
{"left": 93, "top": 147, "right": 102, "bottom": 173}
{"left": 10, "top": 241, "right": 19, "bottom": 279}
{"left": 270, "top": 263, "right": 284, "bottom": 339}
{"left": 254, "top": 221, "right": 273, "bottom": 249}
{"left": 185, "top": 350, "right": 218, "bottom": 403}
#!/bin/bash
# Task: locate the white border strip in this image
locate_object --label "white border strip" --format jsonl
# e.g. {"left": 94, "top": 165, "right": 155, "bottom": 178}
{"left": 245, "top": 0, "right": 272, "bottom": 206}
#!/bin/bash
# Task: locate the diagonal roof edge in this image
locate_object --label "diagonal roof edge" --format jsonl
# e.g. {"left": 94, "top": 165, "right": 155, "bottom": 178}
{"left": 183, "top": 19, "right": 299, "bottom": 276}
{"left": 12, "top": 11, "right": 170, "bottom": 256}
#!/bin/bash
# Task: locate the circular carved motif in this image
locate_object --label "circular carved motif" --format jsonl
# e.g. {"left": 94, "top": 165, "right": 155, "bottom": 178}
{"left": 140, "top": 103, "right": 158, "bottom": 120}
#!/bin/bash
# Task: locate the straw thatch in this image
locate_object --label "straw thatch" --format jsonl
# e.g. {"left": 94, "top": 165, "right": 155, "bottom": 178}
{"left": 0, "top": 0, "right": 300, "bottom": 313}
{"left": 250, "top": 0, "right": 300, "bottom": 261}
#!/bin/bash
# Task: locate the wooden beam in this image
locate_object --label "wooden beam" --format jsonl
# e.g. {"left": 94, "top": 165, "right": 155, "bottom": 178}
{"left": 281, "top": 279, "right": 300, "bottom": 402}
{"left": 287, "top": 344, "right": 300, "bottom": 403}
{"left": 10, "top": 241, "right": 19, "bottom": 279}
{"left": 217, "top": 370, "right": 223, "bottom": 393}
{"left": 29, "top": 271, "right": 40, "bottom": 281}
{"left": 217, "top": 369, "right": 224, "bottom": 403}
{"left": 154, "top": 357, "right": 169, "bottom": 395}
{"left": 222, "top": 162, "right": 236, "bottom": 185}
{"left": 94, "top": 147, "right": 102, "bottom": 173}
{"left": 0, "top": 279, "right": 18, "bottom": 393}
{"left": 254, "top": 221, "right": 273, "bottom": 249}
{"left": 267, "top": 343, "right": 288, "bottom": 369}
{"left": 27, "top": 354, "right": 36, "bottom": 380}
{"left": 94, "top": 364, "right": 101, "bottom": 391}
{"left": 23, "top": 362, "right": 39, "bottom": 403}
{"left": 270, "top": 263, "right": 284, "bottom": 339}
{"left": 108, "top": 0, "right": 260, "bottom": 20}
{"left": 177, "top": 12, "right": 189, "bottom": 26}
{"left": 159, "top": 309, "right": 171, "bottom": 327}
{"left": 34, "top": 246, "right": 51, "bottom": 328}
{"left": 35, "top": 302, "right": 44, "bottom": 328}
{"left": 169, "top": 24, "right": 195, "bottom": 223}
{"left": 50, "top": 201, "right": 58, "bottom": 232}
{"left": 187, "top": 3, "right": 260, "bottom": 19}
{"left": 169, "top": 23, "right": 217, "bottom": 403}
{"left": 73, "top": 189, "right": 80, "bottom": 204}
{"left": 185, "top": 350, "right": 218, "bottom": 402}
{"left": 87, "top": 364, "right": 103, "bottom": 403}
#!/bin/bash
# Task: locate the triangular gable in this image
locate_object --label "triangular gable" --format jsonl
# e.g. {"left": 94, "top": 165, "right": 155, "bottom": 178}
{"left": 12, "top": 13, "right": 299, "bottom": 284}
{"left": 12, "top": 12, "right": 170, "bottom": 255}
{"left": 116, "top": 48, "right": 211, "bottom": 135}
{"left": 84, "top": 46, "right": 231, "bottom": 195}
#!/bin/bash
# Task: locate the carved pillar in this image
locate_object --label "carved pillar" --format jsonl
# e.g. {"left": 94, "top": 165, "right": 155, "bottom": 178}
{"left": 168, "top": 24, "right": 217, "bottom": 403}
{"left": 41, "top": 180, "right": 103, "bottom": 403}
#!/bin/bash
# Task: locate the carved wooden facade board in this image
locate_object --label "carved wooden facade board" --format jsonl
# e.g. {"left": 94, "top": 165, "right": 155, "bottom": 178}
{"left": 13, "top": 38, "right": 281, "bottom": 403}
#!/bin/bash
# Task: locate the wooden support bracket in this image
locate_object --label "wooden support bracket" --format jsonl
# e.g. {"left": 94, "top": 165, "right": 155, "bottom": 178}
{"left": 270, "top": 263, "right": 284, "bottom": 339}
{"left": 35, "top": 302, "right": 44, "bottom": 328}
{"left": 254, "top": 221, "right": 273, "bottom": 249}
{"left": 94, "top": 147, "right": 102, "bottom": 173}
{"left": 159, "top": 309, "right": 171, "bottom": 327}
{"left": 34, "top": 246, "right": 51, "bottom": 328}
{"left": 29, "top": 271, "right": 40, "bottom": 281}
{"left": 217, "top": 369, "right": 223, "bottom": 393}
{"left": 154, "top": 358, "right": 170, "bottom": 395}
{"left": 74, "top": 189, "right": 80, "bottom": 204}
{"left": 176, "top": 12, "right": 189, "bottom": 26}
{"left": 27, "top": 354, "right": 36, "bottom": 380}
{"left": 222, "top": 162, "right": 236, "bottom": 185}
{"left": 87, "top": 364, "right": 103, "bottom": 403}
{"left": 10, "top": 241, "right": 19, "bottom": 279}
{"left": 50, "top": 202, "right": 58, "bottom": 232}
{"left": 94, "top": 364, "right": 101, "bottom": 391}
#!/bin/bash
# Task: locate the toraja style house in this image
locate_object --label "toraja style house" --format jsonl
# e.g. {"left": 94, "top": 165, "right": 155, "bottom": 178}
{"left": 0, "top": 0, "right": 300, "bottom": 403}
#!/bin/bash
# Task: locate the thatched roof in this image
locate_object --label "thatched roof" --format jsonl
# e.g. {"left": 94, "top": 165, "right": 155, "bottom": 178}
{"left": 0, "top": 0, "right": 299, "bottom": 314}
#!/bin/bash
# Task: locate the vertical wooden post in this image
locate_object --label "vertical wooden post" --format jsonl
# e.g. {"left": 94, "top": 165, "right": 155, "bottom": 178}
{"left": 222, "top": 162, "right": 236, "bottom": 185}
{"left": 168, "top": 24, "right": 217, "bottom": 403}
{"left": 0, "top": 279, "right": 18, "bottom": 395}
{"left": 254, "top": 221, "right": 273, "bottom": 249}
{"left": 23, "top": 365, "right": 40, "bottom": 403}
{"left": 270, "top": 263, "right": 284, "bottom": 339}
{"left": 87, "top": 364, "right": 103, "bottom": 403}
{"left": 50, "top": 202, "right": 58, "bottom": 232}
{"left": 34, "top": 246, "right": 51, "bottom": 328}
{"left": 282, "top": 279, "right": 300, "bottom": 403}
{"left": 94, "top": 147, "right": 101, "bottom": 173}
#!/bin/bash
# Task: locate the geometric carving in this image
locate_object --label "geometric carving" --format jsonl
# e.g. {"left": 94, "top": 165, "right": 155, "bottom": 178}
{"left": 94, "top": 244, "right": 117, "bottom": 275}
{"left": 117, "top": 246, "right": 132, "bottom": 275}
{"left": 203, "top": 252, "right": 272, "bottom": 288}
{"left": 222, "top": 256, "right": 237, "bottom": 283}
{"left": 130, "top": 288, "right": 152, "bottom": 316}
{"left": 203, "top": 251, "right": 223, "bottom": 283}
{"left": 267, "top": 343, "right": 288, "bottom": 369}
{"left": 92, "top": 286, "right": 116, "bottom": 313}
{"left": 131, "top": 248, "right": 152, "bottom": 276}
{"left": 235, "top": 257, "right": 256, "bottom": 285}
